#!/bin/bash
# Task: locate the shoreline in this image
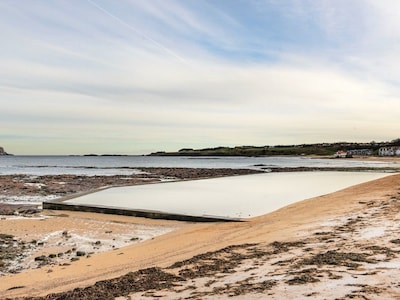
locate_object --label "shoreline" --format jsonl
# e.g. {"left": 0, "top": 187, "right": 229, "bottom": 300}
{"left": 2, "top": 174, "right": 400, "bottom": 298}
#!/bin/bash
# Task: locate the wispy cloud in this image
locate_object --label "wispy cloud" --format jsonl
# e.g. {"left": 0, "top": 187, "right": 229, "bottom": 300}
{"left": 86, "top": 0, "right": 187, "bottom": 63}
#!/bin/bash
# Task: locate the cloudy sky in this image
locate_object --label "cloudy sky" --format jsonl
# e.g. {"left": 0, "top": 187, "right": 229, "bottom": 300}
{"left": 1, "top": 0, "right": 400, "bottom": 155}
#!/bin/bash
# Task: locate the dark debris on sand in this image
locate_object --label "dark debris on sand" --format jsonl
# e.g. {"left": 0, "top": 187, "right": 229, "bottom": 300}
{"left": 19, "top": 267, "right": 183, "bottom": 300}
{"left": 6, "top": 234, "right": 397, "bottom": 300}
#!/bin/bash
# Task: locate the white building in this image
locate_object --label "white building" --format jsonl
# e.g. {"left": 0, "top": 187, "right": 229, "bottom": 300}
{"left": 334, "top": 151, "right": 349, "bottom": 158}
{"left": 346, "top": 149, "right": 372, "bottom": 156}
{"left": 378, "top": 147, "right": 400, "bottom": 156}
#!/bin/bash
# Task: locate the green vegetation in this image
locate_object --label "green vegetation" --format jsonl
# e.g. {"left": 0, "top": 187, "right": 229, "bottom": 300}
{"left": 149, "top": 139, "right": 400, "bottom": 157}
{"left": 150, "top": 144, "right": 343, "bottom": 156}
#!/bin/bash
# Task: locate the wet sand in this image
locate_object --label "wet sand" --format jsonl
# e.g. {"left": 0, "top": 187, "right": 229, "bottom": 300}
{"left": 2, "top": 172, "right": 400, "bottom": 299}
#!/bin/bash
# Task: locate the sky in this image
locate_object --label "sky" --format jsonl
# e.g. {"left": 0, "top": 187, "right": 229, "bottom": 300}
{"left": 1, "top": 0, "right": 400, "bottom": 155}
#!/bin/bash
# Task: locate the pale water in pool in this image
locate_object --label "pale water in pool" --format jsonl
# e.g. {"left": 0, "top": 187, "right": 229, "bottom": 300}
{"left": 65, "top": 172, "right": 389, "bottom": 219}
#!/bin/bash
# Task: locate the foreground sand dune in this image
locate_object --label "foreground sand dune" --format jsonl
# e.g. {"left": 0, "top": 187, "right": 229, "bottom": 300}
{"left": 2, "top": 174, "right": 400, "bottom": 299}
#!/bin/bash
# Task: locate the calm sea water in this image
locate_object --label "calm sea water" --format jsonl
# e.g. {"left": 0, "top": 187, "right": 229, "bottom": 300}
{"left": 0, "top": 155, "right": 399, "bottom": 175}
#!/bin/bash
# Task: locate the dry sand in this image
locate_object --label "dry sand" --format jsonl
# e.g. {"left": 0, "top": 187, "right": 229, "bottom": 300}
{"left": 2, "top": 173, "right": 400, "bottom": 299}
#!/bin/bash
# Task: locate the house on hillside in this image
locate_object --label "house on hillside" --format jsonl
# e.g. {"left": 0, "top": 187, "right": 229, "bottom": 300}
{"left": 346, "top": 149, "right": 372, "bottom": 156}
{"left": 334, "top": 151, "right": 350, "bottom": 158}
{"left": 334, "top": 149, "right": 372, "bottom": 158}
{"left": 378, "top": 147, "right": 400, "bottom": 156}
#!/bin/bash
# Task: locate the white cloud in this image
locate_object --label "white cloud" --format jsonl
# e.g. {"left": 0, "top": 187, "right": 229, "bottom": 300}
{"left": 3, "top": 54, "right": 399, "bottom": 145}
{"left": 2, "top": 0, "right": 400, "bottom": 154}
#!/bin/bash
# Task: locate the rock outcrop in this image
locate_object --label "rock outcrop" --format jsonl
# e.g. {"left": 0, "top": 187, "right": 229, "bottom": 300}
{"left": 0, "top": 146, "right": 9, "bottom": 155}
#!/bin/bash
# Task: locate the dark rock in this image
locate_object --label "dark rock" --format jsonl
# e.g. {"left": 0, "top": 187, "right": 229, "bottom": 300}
{"left": 34, "top": 255, "right": 47, "bottom": 262}
{"left": 0, "top": 204, "right": 39, "bottom": 216}
{"left": 0, "top": 146, "right": 10, "bottom": 155}
{"left": 76, "top": 251, "right": 86, "bottom": 257}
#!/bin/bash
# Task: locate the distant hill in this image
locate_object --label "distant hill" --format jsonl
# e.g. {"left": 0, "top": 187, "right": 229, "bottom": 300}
{"left": 149, "top": 140, "right": 400, "bottom": 157}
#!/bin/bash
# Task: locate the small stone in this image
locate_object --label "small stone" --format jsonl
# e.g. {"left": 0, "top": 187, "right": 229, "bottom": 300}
{"left": 76, "top": 251, "right": 86, "bottom": 257}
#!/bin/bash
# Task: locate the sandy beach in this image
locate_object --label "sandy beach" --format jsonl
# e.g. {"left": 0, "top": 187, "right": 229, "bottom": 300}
{"left": 2, "top": 172, "right": 400, "bottom": 299}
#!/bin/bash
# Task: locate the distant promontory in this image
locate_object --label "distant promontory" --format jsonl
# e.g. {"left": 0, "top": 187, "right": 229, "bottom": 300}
{"left": 0, "top": 146, "right": 10, "bottom": 155}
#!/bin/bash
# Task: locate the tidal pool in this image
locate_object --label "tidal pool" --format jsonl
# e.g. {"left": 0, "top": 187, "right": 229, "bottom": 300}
{"left": 64, "top": 172, "right": 390, "bottom": 219}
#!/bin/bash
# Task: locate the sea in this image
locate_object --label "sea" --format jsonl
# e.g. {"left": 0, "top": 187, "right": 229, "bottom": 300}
{"left": 0, "top": 155, "right": 399, "bottom": 176}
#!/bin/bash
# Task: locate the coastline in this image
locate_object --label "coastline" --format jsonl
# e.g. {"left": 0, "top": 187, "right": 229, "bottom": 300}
{"left": 2, "top": 173, "right": 400, "bottom": 299}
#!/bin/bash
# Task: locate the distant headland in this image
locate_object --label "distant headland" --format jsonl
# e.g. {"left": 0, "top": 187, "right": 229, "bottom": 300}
{"left": 149, "top": 139, "right": 400, "bottom": 157}
{"left": 0, "top": 146, "right": 11, "bottom": 156}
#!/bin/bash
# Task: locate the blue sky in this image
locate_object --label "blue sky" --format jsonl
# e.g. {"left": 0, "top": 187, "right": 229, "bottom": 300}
{"left": 1, "top": 0, "right": 400, "bottom": 154}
